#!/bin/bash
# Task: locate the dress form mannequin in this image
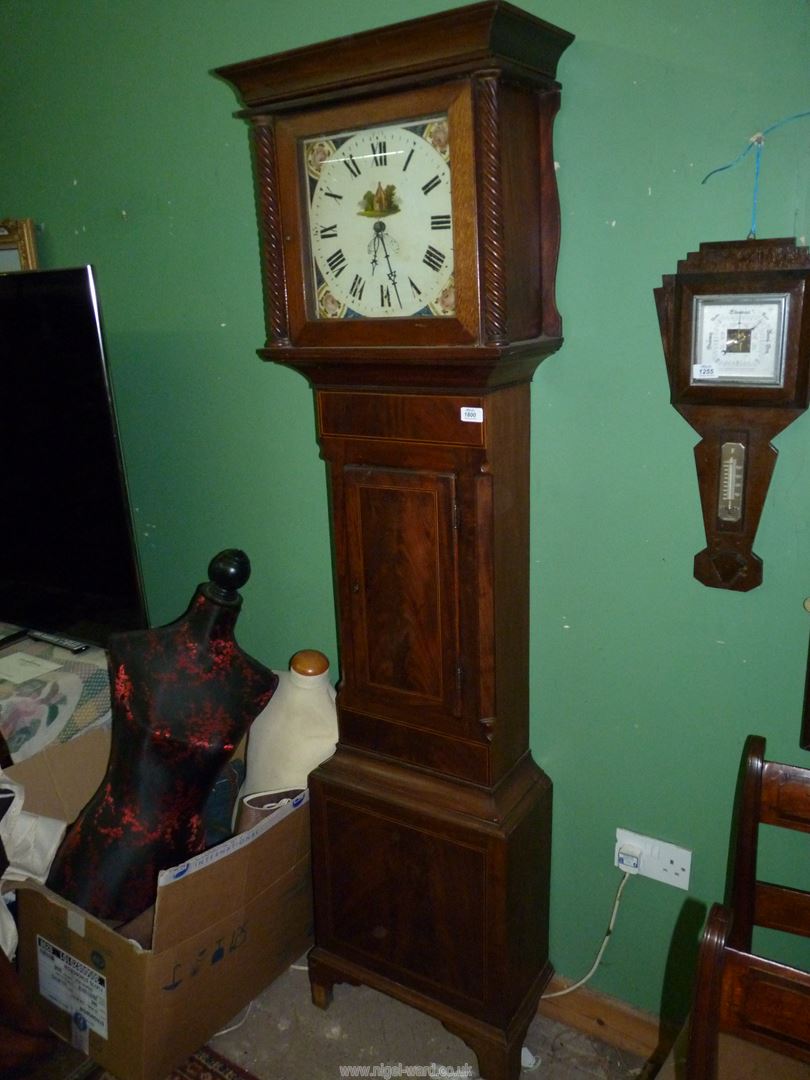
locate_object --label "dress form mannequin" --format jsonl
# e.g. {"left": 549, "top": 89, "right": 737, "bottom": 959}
{"left": 47, "top": 550, "right": 277, "bottom": 923}
{"left": 241, "top": 648, "right": 337, "bottom": 795}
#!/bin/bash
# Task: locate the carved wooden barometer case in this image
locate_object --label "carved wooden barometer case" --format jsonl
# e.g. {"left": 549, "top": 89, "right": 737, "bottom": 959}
{"left": 217, "top": 5, "right": 573, "bottom": 1077}
{"left": 656, "top": 238, "right": 810, "bottom": 591}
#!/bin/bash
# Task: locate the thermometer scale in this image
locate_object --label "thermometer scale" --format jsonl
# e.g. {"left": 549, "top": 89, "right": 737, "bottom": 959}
{"left": 718, "top": 441, "right": 745, "bottom": 522}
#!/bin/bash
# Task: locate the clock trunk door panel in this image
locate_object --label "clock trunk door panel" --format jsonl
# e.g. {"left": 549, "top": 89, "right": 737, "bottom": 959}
{"left": 341, "top": 464, "right": 462, "bottom": 727}
{"left": 318, "top": 384, "right": 532, "bottom": 787}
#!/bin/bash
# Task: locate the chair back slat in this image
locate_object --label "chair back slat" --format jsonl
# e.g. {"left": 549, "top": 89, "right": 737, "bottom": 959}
{"left": 755, "top": 881, "right": 810, "bottom": 939}
{"left": 720, "top": 948, "right": 810, "bottom": 1063}
{"left": 760, "top": 761, "right": 810, "bottom": 833}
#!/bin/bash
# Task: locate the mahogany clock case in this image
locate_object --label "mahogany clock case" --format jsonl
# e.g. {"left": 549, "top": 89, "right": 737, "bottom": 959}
{"left": 216, "top": 6, "right": 574, "bottom": 1078}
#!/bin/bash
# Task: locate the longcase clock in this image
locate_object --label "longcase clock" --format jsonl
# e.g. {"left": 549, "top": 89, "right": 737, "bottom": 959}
{"left": 217, "top": 6, "right": 573, "bottom": 1078}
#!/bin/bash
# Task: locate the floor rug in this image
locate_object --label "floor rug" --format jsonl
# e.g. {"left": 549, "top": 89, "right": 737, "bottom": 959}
{"left": 162, "top": 1046, "right": 260, "bottom": 1080}
{"left": 36, "top": 1043, "right": 259, "bottom": 1080}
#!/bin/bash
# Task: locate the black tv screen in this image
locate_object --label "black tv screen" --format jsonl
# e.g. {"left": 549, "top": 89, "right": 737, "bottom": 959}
{"left": 0, "top": 265, "right": 147, "bottom": 645}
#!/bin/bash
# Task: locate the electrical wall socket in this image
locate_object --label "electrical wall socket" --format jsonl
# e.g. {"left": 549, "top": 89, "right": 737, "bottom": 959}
{"left": 614, "top": 828, "right": 692, "bottom": 890}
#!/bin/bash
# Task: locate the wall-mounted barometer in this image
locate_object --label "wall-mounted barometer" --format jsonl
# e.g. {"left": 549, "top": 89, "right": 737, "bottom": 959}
{"left": 656, "top": 238, "right": 810, "bottom": 591}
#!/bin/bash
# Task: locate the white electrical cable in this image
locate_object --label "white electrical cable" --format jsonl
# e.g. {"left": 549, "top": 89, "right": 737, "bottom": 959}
{"left": 542, "top": 870, "right": 631, "bottom": 999}
{"left": 213, "top": 1000, "right": 254, "bottom": 1037}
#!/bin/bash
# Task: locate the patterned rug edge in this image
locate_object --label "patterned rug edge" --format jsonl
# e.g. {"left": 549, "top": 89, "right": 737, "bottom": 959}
{"left": 167, "top": 1045, "right": 260, "bottom": 1080}
{"left": 87, "top": 1045, "right": 259, "bottom": 1080}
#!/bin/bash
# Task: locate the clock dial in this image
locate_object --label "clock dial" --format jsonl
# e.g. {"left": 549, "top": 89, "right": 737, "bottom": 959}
{"left": 691, "top": 293, "right": 789, "bottom": 387}
{"left": 303, "top": 118, "right": 454, "bottom": 319}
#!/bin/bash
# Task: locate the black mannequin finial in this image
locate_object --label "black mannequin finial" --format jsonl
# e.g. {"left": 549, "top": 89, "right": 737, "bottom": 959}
{"left": 206, "top": 549, "right": 251, "bottom": 603}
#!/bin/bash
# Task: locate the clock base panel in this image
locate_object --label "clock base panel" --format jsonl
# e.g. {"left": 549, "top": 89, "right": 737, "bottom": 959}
{"left": 307, "top": 750, "right": 553, "bottom": 1080}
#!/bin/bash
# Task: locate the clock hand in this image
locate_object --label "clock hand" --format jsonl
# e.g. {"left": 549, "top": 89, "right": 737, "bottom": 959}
{"left": 373, "top": 221, "right": 401, "bottom": 307}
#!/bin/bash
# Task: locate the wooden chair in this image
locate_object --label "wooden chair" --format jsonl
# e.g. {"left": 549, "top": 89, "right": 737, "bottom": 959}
{"left": 686, "top": 734, "right": 810, "bottom": 1078}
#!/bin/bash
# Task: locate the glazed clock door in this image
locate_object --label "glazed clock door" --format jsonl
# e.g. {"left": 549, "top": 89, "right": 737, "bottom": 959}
{"left": 339, "top": 463, "right": 462, "bottom": 728}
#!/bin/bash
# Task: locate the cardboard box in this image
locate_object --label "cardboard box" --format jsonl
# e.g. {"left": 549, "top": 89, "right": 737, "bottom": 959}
{"left": 9, "top": 727, "right": 313, "bottom": 1080}
{"left": 5, "top": 721, "right": 113, "bottom": 822}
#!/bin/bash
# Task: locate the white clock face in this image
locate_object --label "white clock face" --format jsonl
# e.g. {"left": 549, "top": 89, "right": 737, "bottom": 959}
{"left": 691, "top": 293, "right": 789, "bottom": 387}
{"left": 302, "top": 117, "right": 454, "bottom": 319}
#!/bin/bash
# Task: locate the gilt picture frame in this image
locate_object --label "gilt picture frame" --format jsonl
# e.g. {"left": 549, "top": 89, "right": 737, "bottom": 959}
{"left": 0, "top": 218, "right": 38, "bottom": 271}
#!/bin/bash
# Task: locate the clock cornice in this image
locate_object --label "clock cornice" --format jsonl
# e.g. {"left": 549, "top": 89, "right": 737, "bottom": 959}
{"left": 215, "top": 1, "right": 574, "bottom": 115}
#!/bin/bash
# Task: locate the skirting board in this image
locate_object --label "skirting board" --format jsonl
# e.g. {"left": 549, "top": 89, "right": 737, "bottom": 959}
{"left": 538, "top": 977, "right": 667, "bottom": 1062}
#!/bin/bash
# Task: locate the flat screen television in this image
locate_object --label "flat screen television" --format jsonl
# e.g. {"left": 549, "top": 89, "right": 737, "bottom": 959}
{"left": 0, "top": 265, "right": 148, "bottom": 646}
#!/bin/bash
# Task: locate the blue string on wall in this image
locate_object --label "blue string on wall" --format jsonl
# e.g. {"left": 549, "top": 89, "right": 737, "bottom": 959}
{"left": 702, "top": 110, "right": 810, "bottom": 238}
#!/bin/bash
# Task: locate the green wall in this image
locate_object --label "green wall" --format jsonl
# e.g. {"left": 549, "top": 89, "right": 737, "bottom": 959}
{"left": 3, "top": 0, "right": 809, "bottom": 1023}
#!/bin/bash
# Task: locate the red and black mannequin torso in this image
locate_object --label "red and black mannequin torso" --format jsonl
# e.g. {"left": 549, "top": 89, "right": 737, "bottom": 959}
{"left": 47, "top": 550, "right": 277, "bottom": 923}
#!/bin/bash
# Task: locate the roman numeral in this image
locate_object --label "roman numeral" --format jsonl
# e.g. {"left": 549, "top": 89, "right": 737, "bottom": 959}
{"left": 402, "top": 148, "right": 414, "bottom": 172}
{"left": 343, "top": 154, "right": 361, "bottom": 178}
{"left": 409, "top": 278, "right": 422, "bottom": 298}
{"left": 349, "top": 274, "right": 365, "bottom": 300}
{"left": 380, "top": 284, "right": 392, "bottom": 308}
{"left": 319, "top": 224, "right": 338, "bottom": 239}
{"left": 431, "top": 214, "right": 451, "bottom": 231}
{"left": 423, "top": 245, "right": 446, "bottom": 272}
{"left": 371, "top": 140, "right": 387, "bottom": 167}
{"left": 422, "top": 175, "right": 441, "bottom": 195}
{"left": 326, "top": 249, "right": 347, "bottom": 276}
{"left": 323, "top": 188, "right": 343, "bottom": 201}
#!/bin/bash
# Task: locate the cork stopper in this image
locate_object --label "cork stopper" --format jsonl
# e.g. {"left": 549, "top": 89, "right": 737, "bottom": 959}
{"left": 290, "top": 649, "right": 330, "bottom": 676}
